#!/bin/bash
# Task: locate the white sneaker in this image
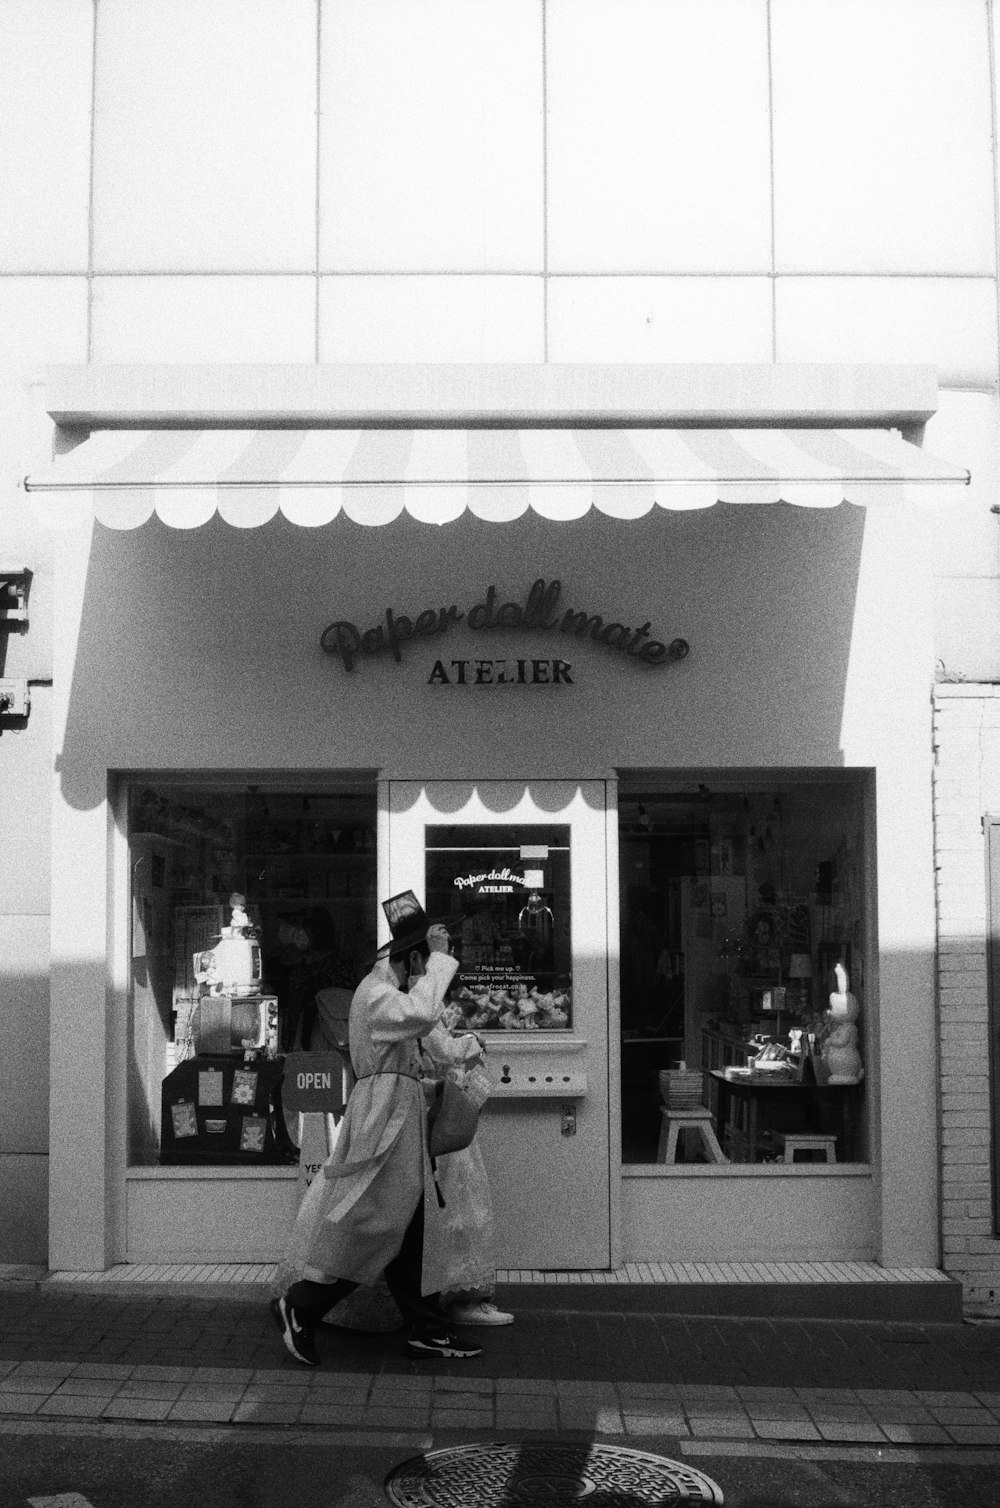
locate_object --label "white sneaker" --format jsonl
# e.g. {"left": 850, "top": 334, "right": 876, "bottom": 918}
{"left": 448, "top": 1300, "right": 514, "bottom": 1327}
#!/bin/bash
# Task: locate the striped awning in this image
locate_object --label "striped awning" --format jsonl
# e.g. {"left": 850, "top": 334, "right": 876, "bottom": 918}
{"left": 23, "top": 426, "right": 970, "bottom": 529}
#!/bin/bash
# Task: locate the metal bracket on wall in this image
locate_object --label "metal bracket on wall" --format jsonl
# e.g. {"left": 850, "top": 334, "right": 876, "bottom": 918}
{"left": 0, "top": 567, "right": 30, "bottom": 626}
{"left": 0, "top": 679, "right": 30, "bottom": 720}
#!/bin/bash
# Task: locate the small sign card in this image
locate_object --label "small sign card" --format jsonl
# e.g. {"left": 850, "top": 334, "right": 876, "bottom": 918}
{"left": 198, "top": 1069, "right": 224, "bottom": 1107}
{"left": 171, "top": 1101, "right": 198, "bottom": 1139}
{"left": 240, "top": 1115, "right": 267, "bottom": 1154}
{"left": 231, "top": 1069, "right": 258, "bottom": 1106}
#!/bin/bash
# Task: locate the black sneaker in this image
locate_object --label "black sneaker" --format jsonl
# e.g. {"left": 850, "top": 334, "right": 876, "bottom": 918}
{"left": 270, "top": 1295, "right": 319, "bottom": 1367}
{"left": 405, "top": 1328, "right": 483, "bottom": 1360}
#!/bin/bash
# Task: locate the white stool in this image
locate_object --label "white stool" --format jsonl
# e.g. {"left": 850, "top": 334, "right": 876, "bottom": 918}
{"left": 657, "top": 1107, "right": 727, "bottom": 1164}
{"left": 778, "top": 1132, "right": 837, "bottom": 1163}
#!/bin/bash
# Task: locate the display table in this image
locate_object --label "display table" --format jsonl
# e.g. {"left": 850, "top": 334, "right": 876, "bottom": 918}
{"left": 708, "top": 1069, "right": 862, "bottom": 1163}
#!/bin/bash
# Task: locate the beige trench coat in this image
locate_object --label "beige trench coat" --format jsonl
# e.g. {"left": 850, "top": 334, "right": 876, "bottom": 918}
{"left": 292, "top": 950, "right": 459, "bottom": 1293}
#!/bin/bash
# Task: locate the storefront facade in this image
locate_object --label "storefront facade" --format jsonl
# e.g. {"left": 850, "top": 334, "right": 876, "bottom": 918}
{"left": 32, "top": 362, "right": 964, "bottom": 1274}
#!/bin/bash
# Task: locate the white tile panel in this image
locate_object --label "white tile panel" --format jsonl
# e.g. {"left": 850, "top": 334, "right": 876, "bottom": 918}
{"left": 90, "top": 276, "right": 315, "bottom": 363}
{"left": 319, "top": 0, "right": 544, "bottom": 272}
{"left": 773, "top": 0, "right": 995, "bottom": 274}
{"left": 935, "top": 576, "right": 1000, "bottom": 683}
{"left": 547, "top": 0, "right": 771, "bottom": 272}
{"left": 0, "top": 278, "right": 89, "bottom": 554}
{"left": 319, "top": 276, "right": 545, "bottom": 362}
{"left": 548, "top": 278, "right": 773, "bottom": 363}
{"left": 0, "top": 0, "right": 93, "bottom": 271}
{"left": 92, "top": 0, "right": 317, "bottom": 271}
{"left": 775, "top": 277, "right": 998, "bottom": 387}
{"left": 923, "top": 391, "right": 1000, "bottom": 579}
{"left": 0, "top": 278, "right": 89, "bottom": 369}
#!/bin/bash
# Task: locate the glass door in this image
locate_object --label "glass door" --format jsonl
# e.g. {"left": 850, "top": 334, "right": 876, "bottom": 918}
{"left": 387, "top": 781, "right": 612, "bottom": 1269}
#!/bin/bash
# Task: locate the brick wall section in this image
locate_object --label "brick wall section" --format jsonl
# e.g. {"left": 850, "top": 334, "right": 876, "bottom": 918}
{"left": 933, "top": 686, "right": 1000, "bottom": 1315}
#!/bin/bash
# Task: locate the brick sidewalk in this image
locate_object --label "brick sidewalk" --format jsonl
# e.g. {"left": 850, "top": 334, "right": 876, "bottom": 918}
{"left": 1, "top": 1279, "right": 1000, "bottom": 1446}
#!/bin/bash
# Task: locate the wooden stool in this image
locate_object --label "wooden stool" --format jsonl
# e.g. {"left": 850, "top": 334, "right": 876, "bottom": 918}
{"left": 778, "top": 1133, "right": 837, "bottom": 1164}
{"left": 657, "top": 1107, "right": 727, "bottom": 1164}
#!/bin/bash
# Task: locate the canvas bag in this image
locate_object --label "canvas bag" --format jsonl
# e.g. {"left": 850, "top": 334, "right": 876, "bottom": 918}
{"left": 427, "top": 1075, "right": 482, "bottom": 1158}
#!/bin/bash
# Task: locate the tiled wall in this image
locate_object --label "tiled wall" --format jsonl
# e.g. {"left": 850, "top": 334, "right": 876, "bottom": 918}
{"left": 0, "top": 0, "right": 996, "bottom": 370}
{"left": 2, "top": 0, "right": 1000, "bottom": 1262}
{"left": 933, "top": 688, "right": 1000, "bottom": 1315}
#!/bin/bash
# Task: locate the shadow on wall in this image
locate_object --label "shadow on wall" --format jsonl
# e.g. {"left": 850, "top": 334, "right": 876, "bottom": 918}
{"left": 54, "top": 503, "right": 868, "bottom": 812}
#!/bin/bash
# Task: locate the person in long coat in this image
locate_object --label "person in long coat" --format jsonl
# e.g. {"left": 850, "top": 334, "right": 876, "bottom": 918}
{"left": 271, "top": 892, "right": 484, "bottom": 1366}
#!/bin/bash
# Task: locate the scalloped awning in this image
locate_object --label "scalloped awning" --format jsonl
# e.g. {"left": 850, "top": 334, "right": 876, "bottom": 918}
{"left": 23, "top": 425, "right": 969, "bottom": 529}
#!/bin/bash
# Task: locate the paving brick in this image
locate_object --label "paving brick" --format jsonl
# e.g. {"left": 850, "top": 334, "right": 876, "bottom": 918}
{"left": 428, "top": 1390, "right": 491, "bottom": 1410}
{"left": 114, "top": 1379, "right": 185, "bottom": 1401}
{"left": 435, "top": 1374, "right": 492, "bottom": 1393}
{"left": 946, "top": 1425, "right": 1000, "bottom": 1444}
{"left": 430, "top": 1407, "right": 494, "bottom": 1430}
{"left": 8, "top": 1360, "right": 75, "bottom": 1378}
{"left": 497, "top": 1403, "right": 558, "bottom": 1425}
{"left": 0, "top": 1375, "right": 59, "bottom": 1395}
{"left": 365, "top": 1405, "right": 433, "bottom": 1427}
{"left": 175, "top": 1384, "right": 248, "bottom": 1405}
{"left": 928, "top": 1405, "right": 997, "bottom": 1425}
{"left": 815, "top": 1421, "right": 888, "bottom": 1443}
{"left": 310, "top": 1370, "right": 375, "bottom": 1390}
{"left": 371, "top": 1374, "right": 428, "bottom": 1392}
{"left": 867, "top": 1405, "right": 938, "bottom": 1424}
{"left": 130, "top": 1364, "right": 196, "bottom": 1381}
{"left": 70, "top": 1362, "right": 133, "bottom": 1379}
{"left": 880, "top": 1422, "right": 953, "bottom": 1444}
{"left": 232, "top": 1400, "right": 303, "bottom": 1424}
{"left": 103, "top": 1396, "right": 175, "bottom": 1422}
{"left": 167, "top": 1399, "right": 238, "bottom": 1422}
{"left": 622, "top": 1412, "right": 687, "bottom": 1433}
{"left": 915, "top": 1389, "right": 981, "bottom": 1406}
{"left": 803, "top": 1403, "right": 879, "bottom": 1423}
{"left": 688, "top": 1417, "right": 755, "bottom": 1438}
{"left": 299, "top": 1402, "right": 368, "bottom": 1426}
{"left": 40, "top": 1394, "right": 110, "bottom": 1418}
{"left": 240, "top": 1384, "right": 310, "bottom": 1405}
{"left": 559, "top": 1406, "right": 624, "bottom": 1433}
{"left": 752, "top": 1420, "right": 822, "bottom": 1441}
{"left": 0, "top": 1393, "right": 45, "bottom": 1414}
{"left": 53, "top": 1378, "right": 122, "bottom": 1398}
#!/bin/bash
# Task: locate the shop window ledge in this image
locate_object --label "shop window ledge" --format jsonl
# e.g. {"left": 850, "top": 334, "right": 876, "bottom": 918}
{"left": 125, "top": 1165, "right": 298, "bottom": 1179}
{"left": 622, "top": 1162, "right": 872, "bottom": 1177}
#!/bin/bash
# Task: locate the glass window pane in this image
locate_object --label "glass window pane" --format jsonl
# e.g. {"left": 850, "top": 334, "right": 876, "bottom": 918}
{"left": 425, "top": 823, "right": 573, "bottom": 1031}
{"left": 127, "top": 781, "right": 376, "bottom": 1166}
{"left": 619, "top": 776, "right": 869, "bottom": 1167}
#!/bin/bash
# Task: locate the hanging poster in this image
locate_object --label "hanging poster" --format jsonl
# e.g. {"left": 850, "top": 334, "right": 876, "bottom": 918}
{"left": 425, "top": 823, "right": 572, "bottom": 1032}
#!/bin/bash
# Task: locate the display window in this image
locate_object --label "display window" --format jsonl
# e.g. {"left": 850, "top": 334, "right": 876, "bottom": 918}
{"left": 127, "top": 781, "right": 376, "bottom": 1166}
{"left": 424, "top": 823, "right": 573, "bottom": 1032}
{"left": 619, "top": 774, "right": 870, "bottom": 1167}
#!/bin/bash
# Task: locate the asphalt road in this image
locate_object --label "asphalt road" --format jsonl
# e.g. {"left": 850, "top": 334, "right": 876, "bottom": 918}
{"left": 3, "top": 1422, "right": 1000, "bottom": 1508}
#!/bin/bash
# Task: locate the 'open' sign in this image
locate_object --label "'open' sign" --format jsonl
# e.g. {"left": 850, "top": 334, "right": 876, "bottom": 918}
{"left": 282, "top": 1052, "right": 347, "bottom": 1114}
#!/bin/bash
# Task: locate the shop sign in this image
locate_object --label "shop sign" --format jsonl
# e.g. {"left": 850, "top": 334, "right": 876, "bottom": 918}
{"left": 282, "top": 1052, "right": 345, "bottom": 1114}
{"left": 320, "top": 578, "right": 689, "bottom": 675}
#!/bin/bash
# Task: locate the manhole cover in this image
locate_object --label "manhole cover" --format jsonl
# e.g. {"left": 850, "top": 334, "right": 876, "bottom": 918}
{"left": 385, "top": 1442, "right": 724, "bottom": 1506}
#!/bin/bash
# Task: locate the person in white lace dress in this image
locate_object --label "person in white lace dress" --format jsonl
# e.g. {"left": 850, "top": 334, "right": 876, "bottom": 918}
{"left": 418, "top": 1019, "right": 514, "bottom": 1327}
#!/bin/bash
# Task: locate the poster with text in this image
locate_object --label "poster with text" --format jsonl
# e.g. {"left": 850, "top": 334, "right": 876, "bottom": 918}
{"left": 425, "top": 823, "right": 572, "bottom": 1032}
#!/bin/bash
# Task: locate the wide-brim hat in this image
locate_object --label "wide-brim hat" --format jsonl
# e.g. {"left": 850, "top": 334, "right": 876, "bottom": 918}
{"left": 374, "top": 889, "right": 465, "bottom": 961}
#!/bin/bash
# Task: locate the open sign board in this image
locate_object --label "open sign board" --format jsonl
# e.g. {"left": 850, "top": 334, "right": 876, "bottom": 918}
{"left": 282, "top": 1052, "right": 347, "bottom": 1115}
